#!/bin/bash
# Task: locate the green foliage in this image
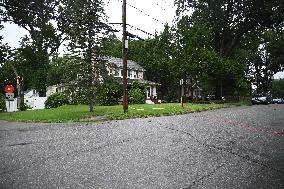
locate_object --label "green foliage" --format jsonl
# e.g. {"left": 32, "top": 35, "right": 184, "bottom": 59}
{"left": 129, "top": 88, "right": 145, "bottom": 105}
{"left": 272, "top": 79, "right": 284, "bottom": 98}
{"left": 128, "top": 82, "right": 146, "bottom": 104}
{"left": 47, "top": 57, "right": 67, "bottom": 86}
{"left": 58, "top": 0, "right": 110, "bottom": 112}
{"left": 0, "top": 26, "right": 10, "bottom": 65}
{"left": 128, "top": 25, "right": 179, "bottom": 100}
{"left": 0, "top": 94, "right": 6, "bottom": 112}
{"left": 0, "top": 103, "right": 227, "bottom": 122}
{"left": 164, "top": 93, "right": 179, "bottom": 103}
{"left": 96, "top": 80, "right": 123, "bottom": 106}
{"left": 101, "top": 34, "right": 122, "bottom": 57}
{"left": 175, "top": 0, "right": 284, "bottom": 99}
{"left": 45, "top": 93, "right": 69, "bottom": 109}
{"left": 2, "top": 0, "right": 62, "bottom": 96}
{"left": 69, "top": 93, "right": 89, "bottom": 105}
{"left": 19, "top": 103, "right": 32, "bottom": 111}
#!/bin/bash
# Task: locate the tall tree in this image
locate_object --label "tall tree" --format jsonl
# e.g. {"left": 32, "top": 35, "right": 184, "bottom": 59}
{"left": 101, "top": 33, "right": 122, "bottom": 58}
{"left": 176, "top": 0, "right": 284, "bottom": 98}
{"left": 0, "top": 25, "right": 10, "bottom": 67}
{"left": 272, "top": 79, "right": 284, "bottom": 98}
{"left": 58, "top": 0, "right": 110, "bottom": 112}
{"left": 1, "top": 0, "right": 62, "bottom": 96}
{"left": 250, "top": 31, "right": 284, "bottom": 93}
{"left": 128, "top": 25, "right": 179, "bottom": 100}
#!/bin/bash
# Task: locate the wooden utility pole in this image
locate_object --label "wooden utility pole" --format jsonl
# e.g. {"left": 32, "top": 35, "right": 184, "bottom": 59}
{"left": 122, "top": 0, "right": 128, "bottom": 112}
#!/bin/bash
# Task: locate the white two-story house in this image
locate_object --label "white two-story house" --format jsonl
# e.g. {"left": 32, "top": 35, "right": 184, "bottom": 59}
{"left": 106, "top": 57, "right": 160, "bottom": 104}
{"left": 47, "top": 57, "right": 160, "bottom": 104}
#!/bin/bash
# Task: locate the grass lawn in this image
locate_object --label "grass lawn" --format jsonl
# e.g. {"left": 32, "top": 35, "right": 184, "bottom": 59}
{"left": 0, "top": 103, "right": 227, "bottom": 123}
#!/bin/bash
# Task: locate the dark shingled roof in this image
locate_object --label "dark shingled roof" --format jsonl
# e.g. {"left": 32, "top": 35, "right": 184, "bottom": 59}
{"left": 106, "top": 57, "right": 145, "bottom": 71}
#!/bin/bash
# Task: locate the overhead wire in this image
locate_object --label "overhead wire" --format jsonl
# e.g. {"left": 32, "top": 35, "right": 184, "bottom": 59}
{"left": 126, "top": 3, "right": 166, "bottom": 25}
{"left": 112, "top": 0, "right": 173, "bottom": 39}
{"left": 108, "top": 22, "right": 155, "bottom": 39}
{"left": 116, "top": 0, "right": 166, "bottom": 25}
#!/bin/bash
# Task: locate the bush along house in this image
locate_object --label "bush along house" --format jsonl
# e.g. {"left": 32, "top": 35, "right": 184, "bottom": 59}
{"left": 106, "top": 57, "right": 161, "bottom": 104}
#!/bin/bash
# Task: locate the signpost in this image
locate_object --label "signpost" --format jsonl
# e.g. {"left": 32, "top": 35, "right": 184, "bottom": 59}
{"left": 180, "top": 79, "right": 184, "bottom": 107}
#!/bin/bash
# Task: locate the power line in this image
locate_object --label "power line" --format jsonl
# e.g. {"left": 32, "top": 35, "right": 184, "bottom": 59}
{"left": 115, "top": 0, "right": 166, "bottom": 25}
{"left": 126, "top": 3, "right": 165, "bottom": 25}
{"left": 127, "top": 24, "right": 155, "bottom": 37}
{"left": 106, "top": 25, "right": 145, "bottom": 40}
{"left": 108, "top": 23, "right": 155, "bottom": 37}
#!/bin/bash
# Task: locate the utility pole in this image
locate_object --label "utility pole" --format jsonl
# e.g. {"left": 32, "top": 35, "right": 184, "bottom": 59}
{"left": 122, "top": 0, "right": 128, "bottom": 112}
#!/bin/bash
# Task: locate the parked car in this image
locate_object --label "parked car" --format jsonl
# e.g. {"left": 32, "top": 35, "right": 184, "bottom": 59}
{"left": 272, "top": 98, "right": 284, "bottom": 104}
{"left": 252, "top": 94, "right": 272, "bottom": 105}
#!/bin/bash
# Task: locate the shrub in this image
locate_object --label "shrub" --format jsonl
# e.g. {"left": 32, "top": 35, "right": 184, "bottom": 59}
{"left": 128, "top": 81, "right": 146, "bottom": 104}
{"left": 45, "top": 93, "right": 69, "bottom": 109}
{"left": 19, "top": 103, "right": 32, "bottom": 111}
{"left": 96, "top": 81, "right": 123, "bottom": 106}
{"left": 0, "top": 94, "right": 6, "bottom": 112}
{"left": 129, "top": 88, "right": 145, "bottom": 104}
{"left": 68, "top": 92, "right": 89, "bottom": 105}
{"left": 164, "top": 93, "right": 179, "bottom": 103}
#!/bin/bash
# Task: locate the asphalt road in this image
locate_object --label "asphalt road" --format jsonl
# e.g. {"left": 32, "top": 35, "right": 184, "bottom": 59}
{"left": 0, "top": 104, "right": 284, "bottom": 189}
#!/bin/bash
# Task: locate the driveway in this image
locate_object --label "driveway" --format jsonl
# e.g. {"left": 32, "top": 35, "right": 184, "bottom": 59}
{"left": 0, "top": 105, "right": 284, "bottom": 188}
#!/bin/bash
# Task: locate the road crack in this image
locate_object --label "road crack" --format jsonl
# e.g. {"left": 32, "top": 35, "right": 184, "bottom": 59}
{"left": 164, "top": 126, "right": 284, "bottom": 175}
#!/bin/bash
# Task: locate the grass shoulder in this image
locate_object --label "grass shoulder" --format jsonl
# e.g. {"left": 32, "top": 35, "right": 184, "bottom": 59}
{"left": 0, "top": 102, "right": 246, "bottom": 123}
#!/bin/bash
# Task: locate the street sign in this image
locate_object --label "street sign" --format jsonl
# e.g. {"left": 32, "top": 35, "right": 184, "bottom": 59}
{"left": 5, "top": 85, "right": 15, "bottom": 93}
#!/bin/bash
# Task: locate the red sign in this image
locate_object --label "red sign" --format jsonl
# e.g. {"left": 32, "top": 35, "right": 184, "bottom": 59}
{"left": 4, "top": 85, "right": 15, "bottom": 93}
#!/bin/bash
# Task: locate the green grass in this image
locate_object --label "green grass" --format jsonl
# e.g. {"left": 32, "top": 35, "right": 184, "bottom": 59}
{"left": 0, "top": 103, "right": 227, "bottom": 123}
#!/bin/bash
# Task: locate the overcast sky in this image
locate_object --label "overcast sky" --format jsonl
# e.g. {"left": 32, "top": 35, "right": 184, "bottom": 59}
{"left": 1, "top": 0, "right": 176, "bottom": 48}
{"left": 1, "top": 0, "right": 283, "bottom": 78}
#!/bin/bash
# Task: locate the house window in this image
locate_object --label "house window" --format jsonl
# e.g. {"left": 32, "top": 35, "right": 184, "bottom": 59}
{"left": 130, "top": 70, "right": 134, "bottom": 78}
{"left": 121, "top": 70, "right": 123, "bottom": 77}
{"left": 134, "top": 70, "right": 138, "bottom": 78}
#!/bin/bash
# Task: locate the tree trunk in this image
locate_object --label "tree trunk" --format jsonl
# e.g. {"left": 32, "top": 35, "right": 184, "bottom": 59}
{"left": 89, "top": 98, "right": 94, "bottom": 112}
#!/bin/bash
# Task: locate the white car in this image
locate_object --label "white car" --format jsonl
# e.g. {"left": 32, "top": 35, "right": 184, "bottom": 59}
{"left": 272, "top": 98, "right": 284, "bottom": 104}
{"left": 252, "top": 94, "right": 272, "bottom": 105}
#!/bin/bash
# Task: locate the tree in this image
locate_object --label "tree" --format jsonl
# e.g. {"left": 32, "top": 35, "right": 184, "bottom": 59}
{"left": 128, "top": 25, "right": 179, "bottom": 100}
{"left": 174, "top": 15, "right": 214, "bottom": 99}
{"left": 176, "top": 0, "right": 284, "bottom": 57}
{"left": 175, "top": 0, "right": 284, "bottom": 98}
{"left": 272, "top": 79, "right": 284, "bottom": 98}
{"left": 58, "top": 0, "right": 110, "bottom": 112}
{"left": 248, "top": 31, "right": 284, "bottom": 94}
{"left": 101, "top": 33, "right": 122, "bottom": 58}
{"left": 47, "top": 56, "right": 68, "bottom": 86}
{"left": 0, "top": 26, "right": 10, "bottom": 66}
{"left": 1, "top": 0, "right": 63, "bottom": 96}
